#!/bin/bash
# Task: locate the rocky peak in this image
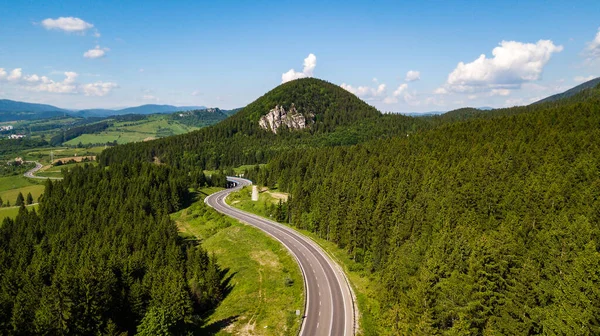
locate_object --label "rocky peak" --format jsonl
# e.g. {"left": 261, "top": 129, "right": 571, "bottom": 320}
{"left": 258, "top": 103, "right": 311, "bottom": 134}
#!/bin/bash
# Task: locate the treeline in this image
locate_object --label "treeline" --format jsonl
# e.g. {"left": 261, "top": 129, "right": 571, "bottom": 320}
{"left": 250, "top": 88, "right": 600, "bottom": 334}
{"left": 0, "top": 138, "right": 49, "bottom": 158}
{"left": 0, "top": 163, "right": 225, "bottom": 334}
{"left": 49, "top": 121, "right": 110, "bottom": 146}
{"left": 170, "top": 109, "right": 229, "bottom": 128}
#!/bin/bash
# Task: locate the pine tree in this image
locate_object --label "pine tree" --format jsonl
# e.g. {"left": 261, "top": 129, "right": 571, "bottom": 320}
{"left": 26, "top": 192, "right": 33, "bottom": 205}
{"left": 15, "top": 192, "right": 24, "bottom": 207}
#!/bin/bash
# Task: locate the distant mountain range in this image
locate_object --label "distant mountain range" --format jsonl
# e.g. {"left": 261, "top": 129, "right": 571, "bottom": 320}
{"left": 0, "top": 99, "right": 208, "bottom": 121}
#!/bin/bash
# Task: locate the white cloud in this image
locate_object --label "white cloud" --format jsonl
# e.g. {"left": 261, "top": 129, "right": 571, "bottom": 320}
{"left": 81, "top": 82, "right": 118, "bottom": 96}
{"left": 139, "top": 68, "right": 145, "bottom": 73}
{"left": 0, "top": 67, "right": 117, "bottom": 96}
{"left": 191, "top": 90, "right": 202, "bottom": 96}
{"left": 28, "top": 72, "right": 78, "bottom": 94}
{"left": 83, "top": 45, "right": 109, "bottom": 59}
{"left": 584, "top": 27, "right": 600, "bottom": 61}
{"left": 372, "top": 77, "right": 378, "bottom": 83}
{"left": 491, "top": 89, "right": 511, "bottom": 96}
{"left": 41, "top": 17, "right": 94, "bottom": 33}
{"left": 445, "top": 40, "right": 563, "bottom": 93}
{"left": 393, "top": 84, "right": 408, "bottom": 96}
{"left": 281, "top": 53, "right": 317, "bottom": 83}
{"left": 434, "top": 87, "right": 448, "bottom": 95}
{"left": 574, "top": 75, "right": 595, "bottom": 83}
{"left": 405, "top": 70, "right": 421, "bottom": 82}
{"left": 340, "top": 83, "right": 387, "bottom": 99}
{"left": 7, "top": 68, "right": 22, "bottom": 81}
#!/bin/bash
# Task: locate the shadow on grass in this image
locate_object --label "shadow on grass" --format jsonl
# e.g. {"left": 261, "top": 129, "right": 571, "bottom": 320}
{"left": 197, "top": 315, "right": 240, "bottom": 335}
{"left": 195, "top": 268, "right": 238, "bottom": 334}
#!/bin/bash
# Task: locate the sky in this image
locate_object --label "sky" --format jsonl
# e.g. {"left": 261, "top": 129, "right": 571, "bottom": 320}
{"left": 0, "top": 0, "right": 599, "bottom": 113}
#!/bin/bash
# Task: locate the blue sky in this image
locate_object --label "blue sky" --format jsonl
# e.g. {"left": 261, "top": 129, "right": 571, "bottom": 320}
{"left": 0, "top": 0, "right": 599, "bottom": 112}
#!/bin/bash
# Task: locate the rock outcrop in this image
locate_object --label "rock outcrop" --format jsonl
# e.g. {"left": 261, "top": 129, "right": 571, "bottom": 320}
{"left": 258, "top": 104, "right": 310, "bottom": 134}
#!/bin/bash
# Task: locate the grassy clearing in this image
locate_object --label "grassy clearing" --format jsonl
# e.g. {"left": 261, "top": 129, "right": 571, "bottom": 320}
{"left": 23, "top": 146, "right": 105, "bottom": 165}
{"left": 172, "top": 192, "right": 303, "bottom": 335}
{"left": 227, "top": 186, "right": 383, "bottom": 336}
{"left": 65, "top": 118, "right": 200, "bottom": 145}
{"left": 0, "top": 204, "right": 39, "bottom": 224}
{"left": 0, "top": 184, "right": 45, "bottom": 205}
{"left": 0, "top": 175, "right": 39, "bottom": 193}
{"left": 36, "top": 161, "right": 97, "bottom": 178}
{"left": 204, "top": 164, "right": 267, "bottom": 177}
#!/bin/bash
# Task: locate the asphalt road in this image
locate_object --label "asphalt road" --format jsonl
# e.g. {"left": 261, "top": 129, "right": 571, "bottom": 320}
{"left": 23, "top": 161, "right": 63, "bottom": 180}
{"left": 205, "top": 177, "right": 355, "bottom": 336}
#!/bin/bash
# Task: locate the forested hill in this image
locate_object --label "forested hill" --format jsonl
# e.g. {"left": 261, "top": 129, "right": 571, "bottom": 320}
{"left": 533, "top": 76, "right": 600, "bottom": 104}
{"left": 98, "top": 78, "right": 414, "bottom": 169}
{"left": 249, "top": 85, "right": 600, "bottom": 334}
{"left": 0, "top": 164, "right": 227, "bottom": 334}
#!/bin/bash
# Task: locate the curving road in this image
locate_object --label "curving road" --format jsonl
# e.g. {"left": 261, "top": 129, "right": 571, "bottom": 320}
{"left": 23, "top": 161, "right": 62, "bottom": 180}
{"left": 205, "top": 177, "right": 355, "bottom": 336}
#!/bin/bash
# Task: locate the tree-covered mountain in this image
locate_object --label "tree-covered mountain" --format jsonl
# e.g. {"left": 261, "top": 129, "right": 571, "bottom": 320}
{"left": 0, "top": 99, "right": 69, "bottom": 122}
{"left": 0, "top": 99, "right": 69, "bottom": 114}
{"left": 98, "top": 78, "right": 417, "bottom": 169}
{"left": 533, "top": 76, "right": 600, "bottom": 104}
{"left": 247, "top": 84, "right": 600, "bottom": 335}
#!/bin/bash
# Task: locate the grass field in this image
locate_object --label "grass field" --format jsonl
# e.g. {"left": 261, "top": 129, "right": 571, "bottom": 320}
{"left": 64, "top": 117, "right": 200, "bottom": 145}
{"left": 228, "top": 186, "right": 383, "bottom": 336}
{"left": 0, "top": 175, "right": 44, "bottom": 208}
{"left": 0, "top": 204, "right": 39, "bottom": 225}
{"left": 22, "top": 146, "right": 105, "bottom": 165}
{"left": 172, "top": 192, "right": 303, "bottom": 335}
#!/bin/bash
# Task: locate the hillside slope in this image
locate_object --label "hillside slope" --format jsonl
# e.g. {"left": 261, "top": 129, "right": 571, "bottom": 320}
{"left": 533, "top": 76, "right": 600, "bottom": 104}
{"left": 254, "top": 85, "right": 600, "bottom": 335}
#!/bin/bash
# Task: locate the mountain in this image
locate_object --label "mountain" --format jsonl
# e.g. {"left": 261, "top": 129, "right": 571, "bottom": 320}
{"left": 113, "top": 104, "right": 206, "bottom": 116}
{"left": 0, "top": 99, "right": 69, "bottom": 113}
{"left": 0, "top": 99, "right": 69, "bottom": 122}
{"left": 533, "top": 76, "right": 600, "bottom": 104}
{"left": 75, "top": 108, "right": 117, "bottom": 117}
{"left": 98, "top": 78, "right": 389, "bottom": 169}
{"left": 0, "top": 99, "right": 210, "bottom": 120}
{"left": 255, "top": 83, "right": 600, "bottom": 335}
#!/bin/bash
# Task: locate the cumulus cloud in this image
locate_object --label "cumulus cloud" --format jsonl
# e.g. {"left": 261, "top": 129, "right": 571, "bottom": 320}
{"left": 405, "top": 70, "right": 421, "bottom": 82}
{"left": 444, "top": 40, "right": 563, "bottom": 93}
{"left": 281, "top": 53, "right": 317, "bottom": 83}
{"left": 83, "top": 45, "right": 109, "bottom": 59}
{"left": 26, "top": 72, "right": 78, "bottom": 94}
{"left": 81, "top": 82, "right": 118, "bottom": 96}
{"left": 0, "top": 67, "right": 117, "bottom": 96}
{"left": 434, "top": 87, "right": 448, "bottom": 95}
{"left": 584, "top": 27, "right": 600, "bottom": 61}
{"left": 574, "top": 75, "right": 595, "bottom": 83}
{"left": 340, "top": 83, "right": 387, "bottom": 99}
{"left": 7, "top": 68, "right": 22, "bottom": 81}
{"left": 41, "top": 17, "right": 94, "bottom": 33}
